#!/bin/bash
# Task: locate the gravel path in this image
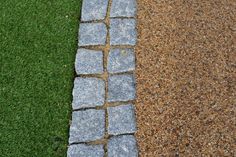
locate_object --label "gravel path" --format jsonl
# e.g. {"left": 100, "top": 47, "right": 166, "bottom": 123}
{"left": 67, "top": 0, "right": 138, "bottom": 157}
{"left": 135, "top": 0, "right": 235, "bottom": 156}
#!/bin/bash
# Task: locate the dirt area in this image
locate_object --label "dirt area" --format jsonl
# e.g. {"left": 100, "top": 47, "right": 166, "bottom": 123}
{"left": 135, "top": 0, "right": 236, "bottom": 156}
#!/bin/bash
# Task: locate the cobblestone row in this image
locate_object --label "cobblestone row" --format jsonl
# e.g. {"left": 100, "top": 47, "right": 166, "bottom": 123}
{"left": 68, "top": 0, "right": 138, "bottom": 156}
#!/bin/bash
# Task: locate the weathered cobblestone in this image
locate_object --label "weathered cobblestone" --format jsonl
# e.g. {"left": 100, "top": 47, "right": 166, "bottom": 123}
{"left": 81, "top": 0, "right": 109, "bottom": 21}
{"left": 108, "top": 104, "right": 137, "bottom": 135}
{"left": 72, "top": 77, "right": 105, "bottom": 109}
{"left": 108, "top": 135, "right": 138, "bottom": 157}
{"left": 79, "top": 23, "right": 107, "bottom": 46}
{"left": 69, "top": 109, "right": 105, "bottom": 143}
{"left": 107, "top": 48, "right": 135, "bottom": 73}
{"left": 110, "top": 0, "right": 137, "bottom": 18}
{"left": 75, "top": 49, "right": 103, "bottom": 75}
{"left": 110, "top": 19, "right": 137, "bottom": 45}
{"left": 107, "top": 74, "right": 136, "bottom": 102}
{"left": 67, "top": 144, "right": 104, "bottom": 157}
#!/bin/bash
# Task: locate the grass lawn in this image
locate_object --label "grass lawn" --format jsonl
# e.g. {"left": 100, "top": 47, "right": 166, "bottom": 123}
{"left": 0, "top": 0, "right": 82, "bottom": 156}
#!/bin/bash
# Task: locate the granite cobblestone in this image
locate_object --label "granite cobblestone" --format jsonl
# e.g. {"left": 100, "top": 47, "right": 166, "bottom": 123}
{"left": 81, "top": 0, "right": 109, "bottom": 21}
{"left": 108, "top": 104, "right": 137, "bottom": 135}
{"left": 108, "top": 48, "right": 135, "bottom": 74}
{"left": 107, "top": 74, "right": 136, "bottom": 102}
{"left": 110, "top": 0, "right": 137, "bottom": 18}
{"left": 69, "top": 109, "right": 105, "bottom": 143}
{"left": 75, "top": 49, "right": 103, "bottom": 75}
{"left": 68, "top": 0, "right": 138, "bottom": 156}
{"left": 78, "top": 23, "right": 107, "bottom": 46}
{"left": 108, "top": 135, "right": 138, "bottom": 157}
{"left": 72, "top": 77, "right": 105, "bottom": 110}
{"left": 67, "top": 144, "right": 104, "bottom": 157}
{"left": 110, "top": 19, "right": 137, "bottom": 46}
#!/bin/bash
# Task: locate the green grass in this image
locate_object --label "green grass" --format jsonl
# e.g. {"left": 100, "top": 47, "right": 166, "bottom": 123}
{"left": 0, "top": 0, "right": 82, "bottom": 156}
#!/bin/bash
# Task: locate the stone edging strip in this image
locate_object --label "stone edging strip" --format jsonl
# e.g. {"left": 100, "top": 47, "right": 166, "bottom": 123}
{"left": 67, "top": 0, "right": 138, "bottom": 156}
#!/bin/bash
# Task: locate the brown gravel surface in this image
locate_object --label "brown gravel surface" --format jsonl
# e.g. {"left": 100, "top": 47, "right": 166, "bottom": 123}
{"left": 135, "top": 0, "right": 236, "bottom": 156}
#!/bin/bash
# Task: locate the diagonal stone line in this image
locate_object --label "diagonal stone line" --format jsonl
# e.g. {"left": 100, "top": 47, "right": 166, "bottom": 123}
{"left": 67, "top": 0, "right": 138, "bottom": 156}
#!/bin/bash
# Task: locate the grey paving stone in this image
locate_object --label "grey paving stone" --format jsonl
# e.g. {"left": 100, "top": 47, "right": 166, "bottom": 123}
{"left": 107, "top": 48, "right": 135, "bottom": 73}
{"left": 108, "top": 104, "right": 137, "bottom": 135}
{"left": 110, "top": 0, "right": 137, "bottom": 18}
{"left": 69, "top": 109, "right": 105, "bottom": 143}
{"left": 67, "top": 144, "right": 104, "bottom": 157}
{"left": 79, "top": 23, "right": 107, "bottom": 46}
{"left": 110, "top": 19, "right": 137, "bottom": 46}
{"left": 75, "top": 49, "right": 103, "bottom": 75}
{"left": 108, "top": 135, "right": 138, "bottom": 157}
{"left": 107, "top": 74, "right": 136, "bottom": 102}
{"left": 72, "top": 77, "right": 105, "bottom": 109}
{"left": 81, "top": 0, "right": 109, "bottom": 21}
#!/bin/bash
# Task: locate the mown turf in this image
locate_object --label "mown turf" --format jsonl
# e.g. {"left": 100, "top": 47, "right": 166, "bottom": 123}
{"left": 0, "top": 0, "right": 82, "bottom": 156}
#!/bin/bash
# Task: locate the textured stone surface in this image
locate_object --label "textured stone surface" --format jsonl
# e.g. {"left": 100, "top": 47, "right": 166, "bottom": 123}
{"left": 110, "top": 0, "right": 137, "bottom": 18}
{"left": 79, "top": 23, "right": 107, "bottom": 46}
{"left": 72, "top": 77, "right": 105, "bottom": 109}
{"left": 67, "top": 144, "right": 104, "bottom": 157}
{"left": 69, "top": 109, "right": 105, "bottom": 143}
{"left": 110, "top": 19, "right": 137, "bottom": 45}
{"left": 108, "top": 135, "right": 138, "bottom": 157}
{"left": 108, "top": 104, "right": 137, "bottom": 135}
{"left": 108, "top": 48, "right": 135, "bottom": 73}
{"left": 135, "top": 1, "right": 236, "bottom": 156}
{"left": 81, "top": 0, "right": 108, "bottom": 21}
{"left": 107, "top": 74, "right": 136, "bottom": 102}
{"left": 75, "top": 49, "right": 103, "bottom": 75}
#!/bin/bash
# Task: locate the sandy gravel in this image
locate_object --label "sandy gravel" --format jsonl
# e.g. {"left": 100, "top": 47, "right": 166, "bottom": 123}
{"left": 135, "top": 0, "right": 236, "bottom": 156}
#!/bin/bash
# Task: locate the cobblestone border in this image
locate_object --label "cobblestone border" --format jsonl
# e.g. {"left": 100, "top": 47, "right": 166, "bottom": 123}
{"left": 68, "top": 0, "right": 138, "bottom": 156}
